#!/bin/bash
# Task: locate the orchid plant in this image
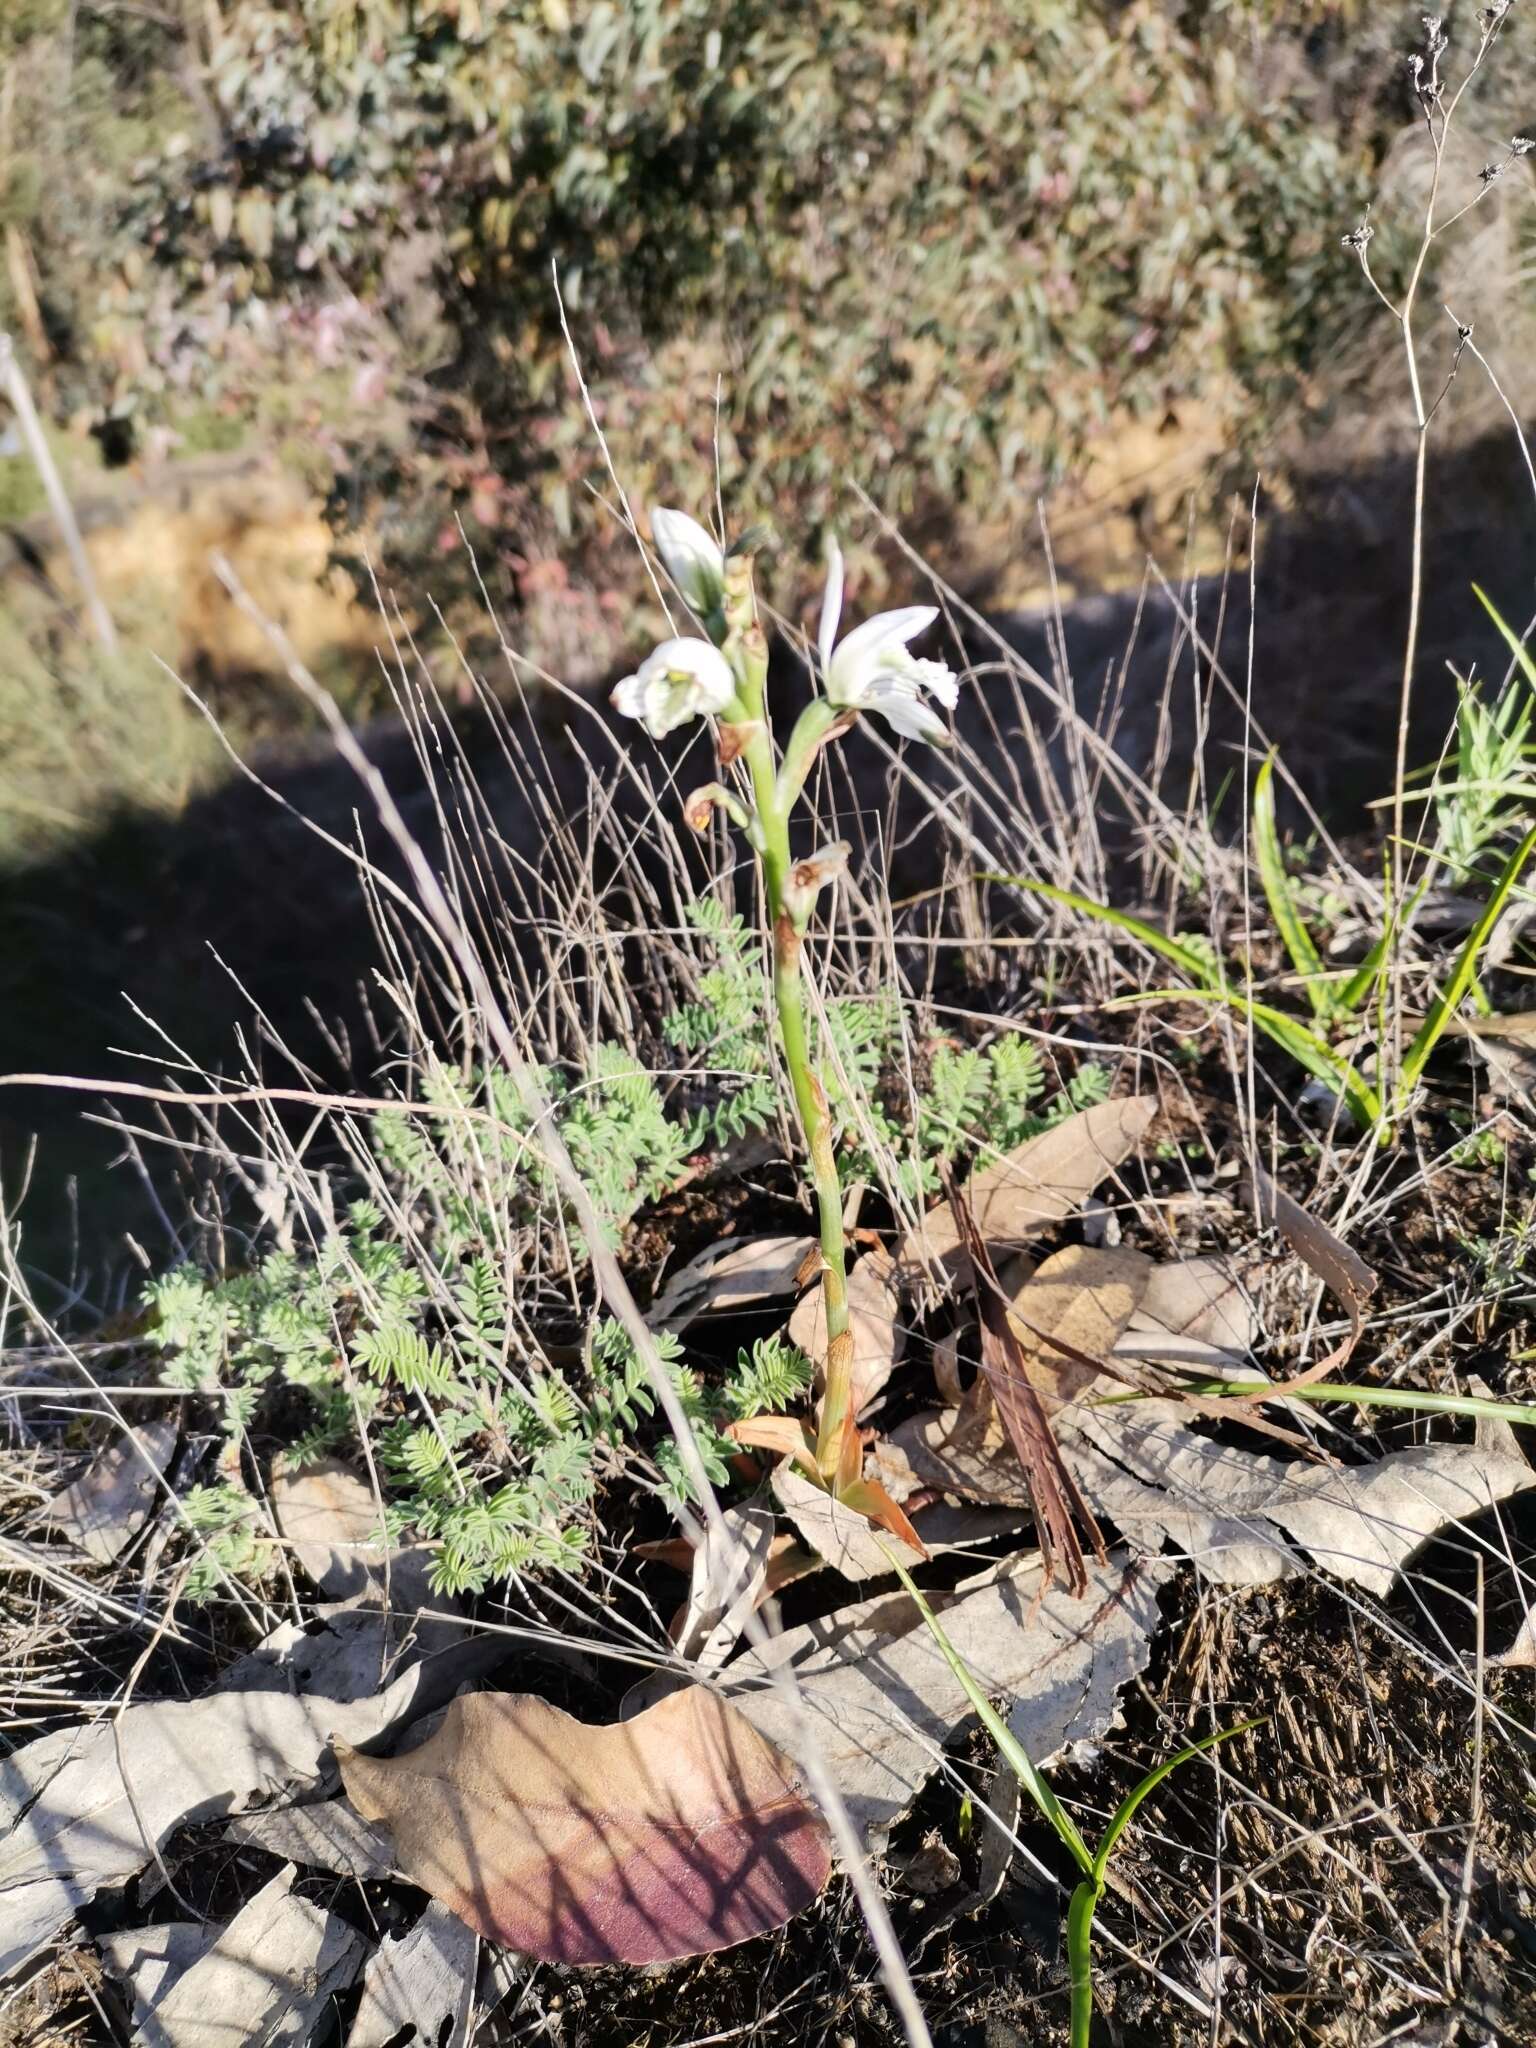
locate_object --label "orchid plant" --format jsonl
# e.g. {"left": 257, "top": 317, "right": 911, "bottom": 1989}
{"left": 613, "top": 509, "right": 958, "bottom": 1542}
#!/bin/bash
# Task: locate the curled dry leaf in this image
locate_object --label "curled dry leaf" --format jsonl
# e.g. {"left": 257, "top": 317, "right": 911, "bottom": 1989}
{"left": 1240, "top": 1161, "right": 1376, "bottom": 1396}
{"left": 789, "top": 1245, "right": 903, "bottom": 1419}
{"left": 42, "top": 1418, "right": 178, "bottom": 1565}
{"left": 673, "top": 1504, "right": 777, "bottom": 1668}
{"left": 877, "top": 1255, "right": 1265, "bottom": 1513}
{"left": 898, "top": 1094, "right": 1157, "bottom": 1276}
{"left": 647, "top": 1235, "right": 814, "bottom": 1332}
{"left": 337, "top": 1687, "right": 832, "bottom": 1965}
{"left": 877, "top": 1383, "right": 1027, "bottom": 1509}
{"left": 1058, "top": 1397, "right": 1535, "bottom": 1594}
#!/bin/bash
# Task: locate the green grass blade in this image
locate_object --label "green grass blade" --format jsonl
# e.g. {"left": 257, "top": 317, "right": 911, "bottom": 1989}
{"left": 1335, "top": 921, "right": 1393, "bottom": 1017}
{"left": 1111, "top": 986, "right": 1382, "bottom": 1126}
{"left": 884, "top": 1553, "right": 1096, "bottom": 1878}
{"left": 1401, "top": 823, "right": 1536, "bottom": 1096}
{"left": 1475, "top": 584, "right": 1536, "bottom": 689}
{"left": 989, "top": 871, "right": 1383, "bottom": 1123}
{"left": 1092, "top": 1380, "right": 1536, "bottom": 1429}
{"left": 980, "top": 875, "right": 1217, "bottom": 984}
{"left": 1253, "top": 754, "right": 1331, "bottom": 1020}
{"left": 1091, "top": 1721, "right": 1264, "bottom": 1886}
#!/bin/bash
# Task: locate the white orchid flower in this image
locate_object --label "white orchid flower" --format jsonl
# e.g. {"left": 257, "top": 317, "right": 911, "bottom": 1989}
{"left": 611, "top": 636, "right": 737, "bottom": 739}
{"left": 650, "top": 506, "right": 727, "bottom": 620}
{"left": 817, "top": 539, "right": 958, "bottom": 744}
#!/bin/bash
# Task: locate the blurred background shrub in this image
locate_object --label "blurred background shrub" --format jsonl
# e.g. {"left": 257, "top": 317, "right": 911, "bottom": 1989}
{"left": 2, "top": 1, "right": 1416, "bottom": 586}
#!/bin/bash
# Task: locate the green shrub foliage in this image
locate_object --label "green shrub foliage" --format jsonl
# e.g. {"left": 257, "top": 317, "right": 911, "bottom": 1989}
{"left": 9, "top": 1, "right": 1379, "bottom": 566}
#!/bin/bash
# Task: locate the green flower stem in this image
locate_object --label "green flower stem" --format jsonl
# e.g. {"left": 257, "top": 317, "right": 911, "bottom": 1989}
{"left": 722, "top": 560, "right": 852, "bottom": 1478}
{"left": 1066, "top": 1881, "right": 1098, "bottom": 2048}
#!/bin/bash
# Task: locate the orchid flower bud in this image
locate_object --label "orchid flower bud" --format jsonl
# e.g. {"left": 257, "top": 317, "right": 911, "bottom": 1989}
{"left": 782, "top": 840, "right": 851, "bottom": 929}
{"left": 650, "top": 507, "right": 728, "bottom": 623}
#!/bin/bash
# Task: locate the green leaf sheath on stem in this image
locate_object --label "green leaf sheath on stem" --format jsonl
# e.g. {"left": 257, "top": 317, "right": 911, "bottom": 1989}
{"left": 1067, "top": 1882, "right": 1097, "bottom": 2048}
{"left": 1253, "top": 753, "right": 1332, "bottom": 1021}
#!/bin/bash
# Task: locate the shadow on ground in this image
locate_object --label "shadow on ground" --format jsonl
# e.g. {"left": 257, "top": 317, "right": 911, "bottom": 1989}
{"left": 3, "top": 423, "right": 1533, "bottom": 1287}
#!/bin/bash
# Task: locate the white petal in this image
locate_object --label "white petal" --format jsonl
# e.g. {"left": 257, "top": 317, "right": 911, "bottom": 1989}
{"left": 643, "top": 636, "right": 736, "bottom": 709}
{"left": 817, "top": 538, "right": 845, "bottom": 672}
{"left": 896, "top": 654, "right": 960, "bottom": 710}
{"left": 835, "top": 604, "right": 940, "bottom": 667}
{"left": 611, "top": 673, "right": 648, "bottom": 721}
{"left": 827, "top": 605, "right": 941, "bottom": 705}
{"left": 643, "top": 674, "right": 694, "bottom": 737}
{"left": 864, "top": 681, "right": 949, "bottom": 744}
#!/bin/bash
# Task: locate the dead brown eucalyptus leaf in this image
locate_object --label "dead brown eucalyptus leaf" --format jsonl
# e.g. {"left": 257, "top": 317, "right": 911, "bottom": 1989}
{"left": 1241, "top": 1162, "right": 1376, "bottom": 1395}
{"left": 1005, "top": 1243, "right": 1154, "bottom": 1406}
{"left": 337, "top": 1687, "right": 831, "bottom": 1965}
{"left": 42, "top": 1418, "right": 178, "bottom": 1564}
{"left": 898, "top": 1095, "right": 1157, "bottom": 1275}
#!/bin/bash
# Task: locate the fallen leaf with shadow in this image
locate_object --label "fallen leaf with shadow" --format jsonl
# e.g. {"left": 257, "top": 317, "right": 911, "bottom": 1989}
{"left": 338, "top": 1687, "right": 831, "bottom": 1965}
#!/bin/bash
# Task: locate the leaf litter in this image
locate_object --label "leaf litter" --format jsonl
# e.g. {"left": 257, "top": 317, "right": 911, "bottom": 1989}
{"left": 730, "top": 1549, "right": 1172, "bottom": 1851}
{"left": 345, "top": 1900, "right": 478, "bottom": 2048}
{"left": 16, "top": 1094, "right": 1533, "bottom": 2035}
{"left": 0, "top": 1608, "right": 499, "bottom": 1976}
{"left": 131, "top": 1862, "right": 364, "bottom": 2048}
